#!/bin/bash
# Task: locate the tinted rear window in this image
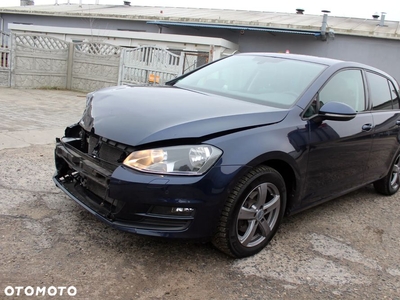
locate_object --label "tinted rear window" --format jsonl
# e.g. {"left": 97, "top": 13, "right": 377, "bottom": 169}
{"left": 366, "top": 71, "right": 394, "bottom": 110}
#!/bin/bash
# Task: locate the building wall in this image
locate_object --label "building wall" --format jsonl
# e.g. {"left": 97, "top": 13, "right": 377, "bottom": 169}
{"left": 2, "top": 13, "right": 400, "bottom": 82}
{"left": 162, "top": 26, "right": 400, "bottom": 82}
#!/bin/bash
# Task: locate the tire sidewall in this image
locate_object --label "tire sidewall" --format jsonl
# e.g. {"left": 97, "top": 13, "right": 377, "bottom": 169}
{"left": 227, "top": 167, "right": 286, "bottom": 258}
{"left": 388, "top": 153, "right": 400, "bottom": 194}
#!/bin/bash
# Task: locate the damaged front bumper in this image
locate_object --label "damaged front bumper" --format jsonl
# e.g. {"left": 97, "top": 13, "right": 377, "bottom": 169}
{"left": 53, "top": 125, "right": 234, "bottom": 239}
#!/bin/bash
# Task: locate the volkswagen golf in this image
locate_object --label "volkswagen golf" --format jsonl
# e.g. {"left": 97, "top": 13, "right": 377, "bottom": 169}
{"left": 53, "top": 53, "right": 400, "bottom": 257}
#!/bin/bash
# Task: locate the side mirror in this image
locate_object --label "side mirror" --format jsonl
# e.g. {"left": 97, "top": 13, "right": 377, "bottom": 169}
{"left": 312, "top": 101, "right": 356, "bottom": 122}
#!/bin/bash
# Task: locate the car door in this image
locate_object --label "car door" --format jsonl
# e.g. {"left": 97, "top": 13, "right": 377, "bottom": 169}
{"left": 301, "top": 69, "right": 374, "bottom": 205}
{"left": 364, "top": 71, "right": 400, "bottom": 183}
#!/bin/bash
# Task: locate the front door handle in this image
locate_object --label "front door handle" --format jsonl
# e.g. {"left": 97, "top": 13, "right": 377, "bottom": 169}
{"left": 362, "top": 124, "right": 373, "bottom": 131}
{"left": 396, "top": 120, "right": 400, "bottom": 126}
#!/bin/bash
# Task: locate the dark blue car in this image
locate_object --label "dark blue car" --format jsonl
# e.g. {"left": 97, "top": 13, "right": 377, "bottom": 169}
{"left": 54, "top": 53, "right": 400, "bottom": 258}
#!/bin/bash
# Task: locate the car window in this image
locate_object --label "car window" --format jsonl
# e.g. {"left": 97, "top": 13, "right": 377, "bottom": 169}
{"left": 366, "top": 72, "right": 399, "bottom": 110}
{"left": 319, "top": 69, "right": 365, "bottom": 112}
{"left": 174, "top": 55, "right": 327, "bottom": 109}
{"left": 366, "top": 71, "right": 394, "bottom": 110}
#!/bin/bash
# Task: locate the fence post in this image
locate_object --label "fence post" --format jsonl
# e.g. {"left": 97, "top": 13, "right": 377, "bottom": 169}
{"left": 10, "top": 33, "right": 16, "bottom": 88}
{"left": 117, "top": 48, "right": 125, "bottom": 85}
{"left": 209, "top": 45, "right": 215, "bottom": 62}
{"left": 66, "top": 42, "right": 74, "bottom": 90}
{"left": 178, "top": 52, "right": 185, "bottom": 76}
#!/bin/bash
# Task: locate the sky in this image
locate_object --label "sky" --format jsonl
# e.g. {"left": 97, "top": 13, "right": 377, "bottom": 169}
{"left": 1, "top": 0, "right": 399, "bottom": 21}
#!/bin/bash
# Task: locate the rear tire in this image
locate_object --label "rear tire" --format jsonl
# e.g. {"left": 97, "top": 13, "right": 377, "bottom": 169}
{"left": 374, "top": 153, "right": 400, "bottom": 195}
{"left": 212, "top": 166, "right": 286, "bottom": 258}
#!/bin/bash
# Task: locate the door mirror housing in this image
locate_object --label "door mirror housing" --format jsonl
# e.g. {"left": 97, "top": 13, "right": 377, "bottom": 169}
{"left": 312, "top": 101, "right": 356, "bottom": 122}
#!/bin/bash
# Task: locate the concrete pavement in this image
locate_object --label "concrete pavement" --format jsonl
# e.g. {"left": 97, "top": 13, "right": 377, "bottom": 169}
{"left": 0, "top": 88, "right": 86, "bottom": 150}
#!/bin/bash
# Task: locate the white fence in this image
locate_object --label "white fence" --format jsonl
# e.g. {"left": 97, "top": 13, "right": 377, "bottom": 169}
{"left": 0, "top": 33, "right": 211, "bottom": 91}
{"left": 0, "top": 31, "right": 11, "bottom": 87}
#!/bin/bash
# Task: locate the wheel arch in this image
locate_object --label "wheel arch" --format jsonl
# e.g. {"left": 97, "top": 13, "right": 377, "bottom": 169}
{"left": 212, "top": 157, "right": 299, "bottom": 257}
{"left": 263, "top": 159, "right": 298, "bottom": 215}
{"left": 234, "top": 151, "right": 302, "bottom": 216}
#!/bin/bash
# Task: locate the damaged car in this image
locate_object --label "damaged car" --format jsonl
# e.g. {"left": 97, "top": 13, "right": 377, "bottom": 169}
{"left": 54, "top": 53, "right": 400, "bottom": 258}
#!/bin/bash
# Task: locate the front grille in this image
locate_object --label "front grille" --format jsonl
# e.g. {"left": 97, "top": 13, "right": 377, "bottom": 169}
{"left": 83, "top": 129, "right": 133, "bottom": 168}
{"left": 55, "top": 129, "right": 126, "bottom": 214}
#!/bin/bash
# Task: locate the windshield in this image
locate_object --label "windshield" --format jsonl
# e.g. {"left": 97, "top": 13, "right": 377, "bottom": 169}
{"left": 174, "top": 54, "right": 327, "bottom": 108}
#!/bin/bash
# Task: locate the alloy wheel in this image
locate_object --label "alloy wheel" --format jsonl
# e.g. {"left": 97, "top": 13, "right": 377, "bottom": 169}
{"left": 236, "top": 182, "right": 280, "bottom": 248}
{"left": 390, "top": 155, "right": 400, "bottom": 190}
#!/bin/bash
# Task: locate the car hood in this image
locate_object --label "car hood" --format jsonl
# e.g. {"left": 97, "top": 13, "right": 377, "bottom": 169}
{"left": 79, "top": 85, "right": 289, "bottom": 146}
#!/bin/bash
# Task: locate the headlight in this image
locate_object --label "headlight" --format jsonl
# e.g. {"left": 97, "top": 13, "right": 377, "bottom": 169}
{"left": 123, "top": 145, "right": 222, "bottom": 175}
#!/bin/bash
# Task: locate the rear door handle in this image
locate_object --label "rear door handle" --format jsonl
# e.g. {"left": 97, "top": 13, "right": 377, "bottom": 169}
{"left": 396, "top": 120, "right": 400, "bottom": 126}
{"left": 362, "top": 124, "right": 373, "bottom": 131}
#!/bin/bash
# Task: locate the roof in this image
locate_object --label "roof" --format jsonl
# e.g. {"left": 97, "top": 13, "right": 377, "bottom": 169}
{"left": 146, "top": 21, "right": 321, "bottom": 37}
{"left": 240, "top": 53, "right": 394, "bottom": 77}
{"left": 8, "top": 23, "right": 239, "bottom": 51}
{"left": 1, "top": 4, "right": 400, "bottom": 40}
{"left": 240, "top": 52, "right": 343, "bottom": 66}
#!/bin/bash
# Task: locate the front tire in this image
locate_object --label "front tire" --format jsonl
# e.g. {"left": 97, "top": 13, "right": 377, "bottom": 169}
{"left": 212, "top": 166, "right": 286, "bottom": 258}
{"left": 374, "top": 153, "right": 400, "bottom": 195}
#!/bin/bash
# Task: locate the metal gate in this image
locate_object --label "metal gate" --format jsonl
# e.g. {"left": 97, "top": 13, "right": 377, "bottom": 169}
{"left": 118, "top": 46, "right": 184, "bottom": 85}
{"left": 0, "top": 31, "right": 11, "bottom": 87}
{"left": 182, "top": 52, "right": 209, "bottom": 74}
